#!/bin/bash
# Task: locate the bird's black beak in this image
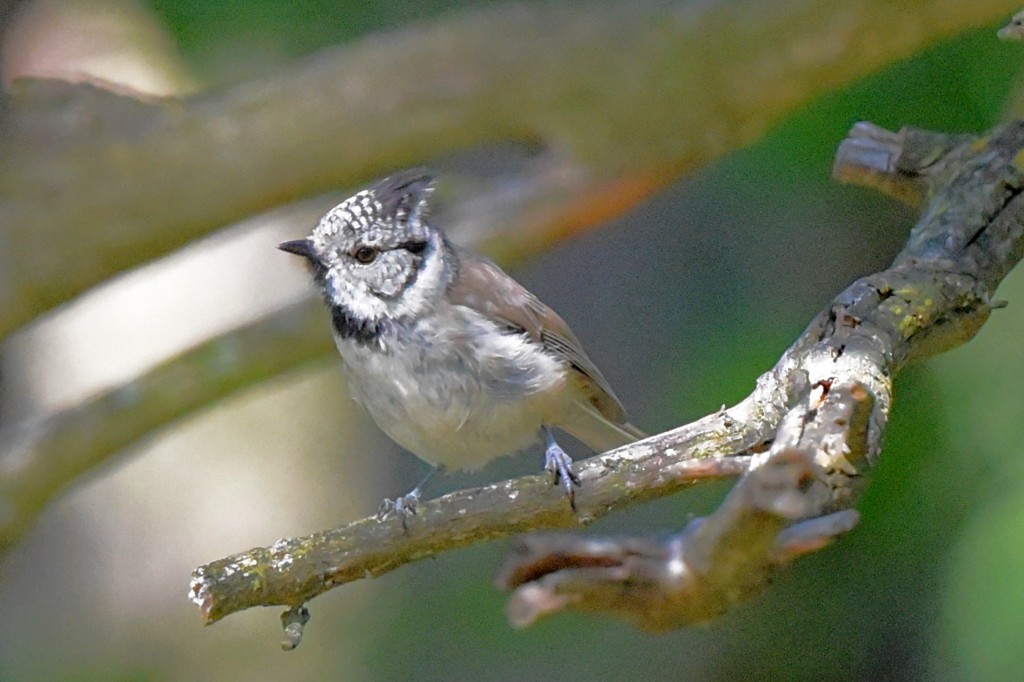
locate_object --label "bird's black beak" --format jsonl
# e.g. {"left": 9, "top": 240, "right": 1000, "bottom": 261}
{"left": 278, "top": 239, "right": 317, "bottom": 260}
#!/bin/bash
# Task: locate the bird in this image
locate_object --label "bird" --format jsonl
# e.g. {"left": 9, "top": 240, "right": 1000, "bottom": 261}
{"left": 279, "top": 170, "right": 644, "bottom": 521}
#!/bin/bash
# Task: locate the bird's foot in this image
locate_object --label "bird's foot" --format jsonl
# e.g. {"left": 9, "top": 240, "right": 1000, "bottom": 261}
{"left": 375, "top": 466, "right": 438, "bottom": 528}
{"left": 376, "top": 490, "right": 421, "bottom": 528}
{"left": 544, "top": 437, "right": 581, "bottom": 511}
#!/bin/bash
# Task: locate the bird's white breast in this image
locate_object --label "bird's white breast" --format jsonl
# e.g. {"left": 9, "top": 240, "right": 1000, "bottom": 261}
{"left": 335, "top": 305, "right": 568, "bottom": 471}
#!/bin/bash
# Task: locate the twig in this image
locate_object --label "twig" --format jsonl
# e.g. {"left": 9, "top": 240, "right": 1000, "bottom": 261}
{"left": 999, "top": 7, "right": 1024, "bottom": 40}
{"left": 190, "top": 448, "right": 754, "bottom": 626}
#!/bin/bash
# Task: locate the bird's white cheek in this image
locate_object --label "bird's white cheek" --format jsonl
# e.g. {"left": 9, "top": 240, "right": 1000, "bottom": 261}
{"left": 327, "top": 272, "right": 387, "bottom": 320}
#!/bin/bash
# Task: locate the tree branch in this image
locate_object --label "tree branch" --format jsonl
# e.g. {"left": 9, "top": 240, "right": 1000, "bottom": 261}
{"left": 1, "top": 0, "right": 1017, "bottom": 337}
{"left": 190, "top": 119, "right": 1024, "bottom": 645}
{"left": 0, "top": 298, "right": 332, "bottom": 552}
{"left": 497, "top": 120, "right": 1024, "bottom": 628}
{"left": 191, "top": 449, "right": 752, "bottom": 629}
{"left": 500, "top": 382, "right": 868, "bottom": 629}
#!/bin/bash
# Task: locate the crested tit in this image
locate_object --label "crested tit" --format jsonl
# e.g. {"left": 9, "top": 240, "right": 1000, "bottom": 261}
{"left": 280, "top": 171, "right": 644, "bottom": 519}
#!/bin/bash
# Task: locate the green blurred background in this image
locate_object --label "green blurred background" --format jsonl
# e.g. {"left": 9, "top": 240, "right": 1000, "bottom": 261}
{"left": 3, "top": 1, "right": 1024, "bottom": 680}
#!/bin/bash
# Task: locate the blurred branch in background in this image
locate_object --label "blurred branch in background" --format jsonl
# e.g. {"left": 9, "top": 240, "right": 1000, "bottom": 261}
{"left": 0, "top": 0, "right": 1019, "bottom": 558}
{"left": 192, "top": 119, "right": 1024, "bottom": 644}
{"left": 3, "top": 0, "right": 1017, "bottom": 336}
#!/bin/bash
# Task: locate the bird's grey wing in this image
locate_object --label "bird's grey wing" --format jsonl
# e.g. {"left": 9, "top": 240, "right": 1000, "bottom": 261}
{"left": 446, "top": 243, "right": 631, "bottom": 426}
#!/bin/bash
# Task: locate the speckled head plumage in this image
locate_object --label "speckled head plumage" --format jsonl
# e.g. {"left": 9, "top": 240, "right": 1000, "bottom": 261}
{"left": 279, "top": 170, "right": 446, "bottom": 340}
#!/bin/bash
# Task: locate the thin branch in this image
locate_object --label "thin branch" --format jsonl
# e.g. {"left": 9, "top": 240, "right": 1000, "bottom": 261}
{"left": 999, "top": 7, "right": 1024, "bottom": 40}
{"left": 500, "top": 379, "right": 871, "bottom": 629}
{"left": 832, "top": 122, "right": 961, "bottom": 208}
{"left": 0, "top": 299, "right": 332, "bottom": 552}
{"left": 1, "top": 0, "right": 1018, "bottom": 337}
{"left": 191, "top": 120, "right": 1024, "bottom": 644}
{"left": 190, "top": 451, "right": 753, "bottom": 627}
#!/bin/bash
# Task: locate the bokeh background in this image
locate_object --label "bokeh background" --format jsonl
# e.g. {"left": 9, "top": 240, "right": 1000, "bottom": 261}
{"left": 2, "top": 1, "right": 1024, "bottom": 680}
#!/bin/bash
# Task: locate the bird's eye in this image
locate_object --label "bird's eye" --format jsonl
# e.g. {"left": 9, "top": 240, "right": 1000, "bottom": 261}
{"left": 353, "top": 246, "right": 377, "bottom": 264}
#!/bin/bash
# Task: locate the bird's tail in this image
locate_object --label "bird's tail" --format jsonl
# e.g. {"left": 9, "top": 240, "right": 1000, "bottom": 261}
{"left": 560, "top": 405, "right": 647, "bottom": 454}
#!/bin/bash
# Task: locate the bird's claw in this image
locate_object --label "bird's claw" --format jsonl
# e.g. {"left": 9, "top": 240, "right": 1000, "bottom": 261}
{"left": 544, "top": 441, "right": 581, "bottom": 511}
{"left": 376, "top": 491, "right": 420, "bottom": 528}
{"left": 376, "top": 467, "right": 437, "bottom": 528}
